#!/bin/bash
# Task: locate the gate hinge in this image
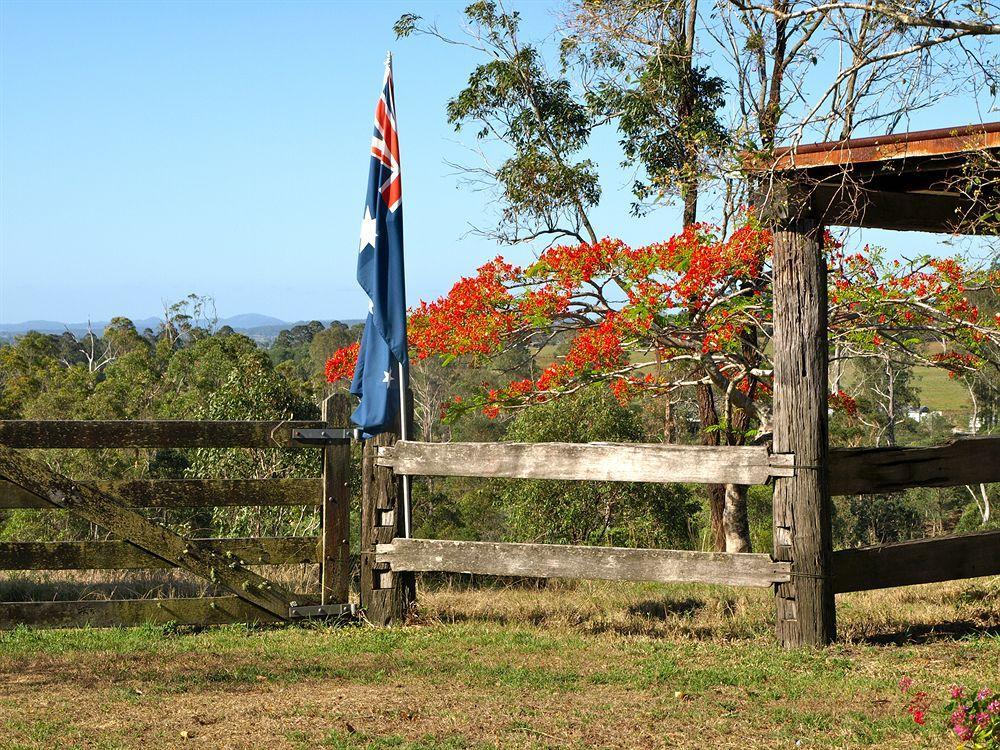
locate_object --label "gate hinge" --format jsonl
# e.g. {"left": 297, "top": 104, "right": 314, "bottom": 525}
{"left": 290, "top": 428, "right": 354, "bottom": 445}
{"left": 288, "top": 602, "right": 357, "bottom": 619}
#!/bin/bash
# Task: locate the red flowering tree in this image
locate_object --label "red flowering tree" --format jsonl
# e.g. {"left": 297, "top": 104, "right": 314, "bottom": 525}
{"left": 328, "top": 219, "right": 1000, "bottom": 551}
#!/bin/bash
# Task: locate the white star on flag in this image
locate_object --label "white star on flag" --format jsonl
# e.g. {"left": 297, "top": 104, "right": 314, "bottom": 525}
{"left": 382, "top": 370, "right": 394, "bottom": 388}
{"left": 359, "top": 206, "right": 378, "bottom": 252}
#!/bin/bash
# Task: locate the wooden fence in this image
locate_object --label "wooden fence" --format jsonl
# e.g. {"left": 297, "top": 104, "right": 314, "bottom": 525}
{"left": 0, "top": 395, "right": 354, "bottom": 629}
{"left": 2, "top": 403, "right": 998, "bottom": 640}
{"left": 363, "top": 435, "right": 1000, "bottom": 642}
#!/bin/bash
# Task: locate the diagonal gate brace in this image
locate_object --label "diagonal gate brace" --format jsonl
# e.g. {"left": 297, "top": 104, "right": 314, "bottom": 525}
{"left": 0, "top": 446, "right": 295, "bottom": 619}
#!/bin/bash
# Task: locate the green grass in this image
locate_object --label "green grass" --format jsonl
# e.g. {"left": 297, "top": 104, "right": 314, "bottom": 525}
{"left": 0, "top": 580, "right": 997, "bottom": 749}
{"left": 912, "top": 366, "right": 972, "bottom": 417}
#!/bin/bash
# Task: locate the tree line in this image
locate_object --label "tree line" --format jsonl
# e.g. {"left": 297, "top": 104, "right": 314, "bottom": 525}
{"left": 0, "top": 293, "right": 994, "bottom": 552}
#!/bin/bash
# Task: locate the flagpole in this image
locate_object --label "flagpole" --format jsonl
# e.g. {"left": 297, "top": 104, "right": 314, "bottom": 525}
{"left": 398, "top": 361, "right": 412, "bottom": 538}
{"left": 386, "top": 49, "right": 413, "bottom": 539}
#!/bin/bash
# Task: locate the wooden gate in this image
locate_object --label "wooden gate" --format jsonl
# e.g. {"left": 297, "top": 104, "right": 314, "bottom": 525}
{"left": 0, "top": 395, "right": 352, "bottom": 629}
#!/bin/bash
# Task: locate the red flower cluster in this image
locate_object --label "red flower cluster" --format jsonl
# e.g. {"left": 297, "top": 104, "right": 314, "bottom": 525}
{"left": 408, "top": 257, "right": 519, "bottom": 359}
{"left": 324, "top": 341, "right": 359, "bottom": 383}
{"left": 325, "top": 219, "right": 998, "bottom": 423}
{"left": 828, "top": 390, "right": 859, "bottom": 417}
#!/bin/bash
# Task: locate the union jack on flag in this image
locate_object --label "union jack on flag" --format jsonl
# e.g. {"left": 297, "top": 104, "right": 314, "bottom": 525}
{"left": 350, "top": 54, "right": 409, "bottom": 437}
{"left": 371, "top": 61, "right": 402, "bottom": 212}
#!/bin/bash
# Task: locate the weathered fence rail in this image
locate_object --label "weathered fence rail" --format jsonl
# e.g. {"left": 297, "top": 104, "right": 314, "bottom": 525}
{"left": 0, "top": 596, "right": 286, "bottom": 629}
{"left": 827, "top": 436, "right": 1000, "bottom": 495}
{"left": 378, "top": 441, "right": 795, "bottom": 485}
{"left": 0, "top": 420, "right": 327, "bottom": 448}
{"left": 832, "top": 529, "right": 1000, "bottom": 593}
{"left": 0, "top": 478, "right": 321, "bottom": 509}
{"left": 0, "top": 397, "right": 354, "bottom": 630}
{"left": 377, "top": 539, "right": 791, "bottom": 588}
{"left": 377, "top": 437, "right": 1000, "bottom": 496}
{"left": 0, "top": 537, "right": 318, "bottom": 570}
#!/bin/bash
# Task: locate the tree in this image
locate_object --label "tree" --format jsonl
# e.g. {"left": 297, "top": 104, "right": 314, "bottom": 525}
{"left": 393, "top": 0, "right": 1000, "bottom": 549}
{"left": 396, "top": 3, "right": 601, "bottom": 245}
{"left": 327, "top": 222, "right": 1000, "bottom": 551}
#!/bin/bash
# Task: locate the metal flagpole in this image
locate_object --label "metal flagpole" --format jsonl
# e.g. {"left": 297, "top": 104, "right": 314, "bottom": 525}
{"left": 386, "top": 50, "right": 413, "bottom": 539}
{"left": 398, "top": 362, "right": 412, "bottom": 538}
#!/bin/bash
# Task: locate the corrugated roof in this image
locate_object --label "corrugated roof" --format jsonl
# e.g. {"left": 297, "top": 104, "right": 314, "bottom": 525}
{"left": 772, "top": 122, "right": 1000, "bottom": 170}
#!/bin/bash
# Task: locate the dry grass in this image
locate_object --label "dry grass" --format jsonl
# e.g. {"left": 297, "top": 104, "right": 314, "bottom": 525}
{"left": 0, "top": 564, "right": 323, "bottom": 603}
{"left": 418, "top": 576, "right": 999, "bottom": 643}
{"left": 0, "top": 577, "right": 996, "bottom": 750}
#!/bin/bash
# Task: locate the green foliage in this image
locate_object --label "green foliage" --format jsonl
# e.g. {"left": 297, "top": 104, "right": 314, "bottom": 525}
{"left": 401, "top": 2, "right": 599, "bottom": 243}
{"left": 837, "top": 493, "right": 923, "bottom": 547}
{"left": 582, "top": 41, "right": 728, "bottom": 213}
{"left": 0, "top": 308, "right": 326, "bottom": 542}
{"left": 496, "top": 386, "right": 697, "bottom": 547}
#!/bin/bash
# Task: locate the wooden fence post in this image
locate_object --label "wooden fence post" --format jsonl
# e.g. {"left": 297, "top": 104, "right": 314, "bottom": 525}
{"left": 320, "top": 394, "right": 352, "bottom": 605}
{"left": 770, "top": 186, "right": 836, "bottom": 647}
{"left": 360, "top": 393, "right": 416, "bottom": 625}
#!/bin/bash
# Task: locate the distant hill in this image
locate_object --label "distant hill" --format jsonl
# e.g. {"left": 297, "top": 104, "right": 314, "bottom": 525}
{"left": 217, "top": 313, "right": 287, "bottom": 328}
{"left": 0, "top": 315, "right": 364, "bottom": 345}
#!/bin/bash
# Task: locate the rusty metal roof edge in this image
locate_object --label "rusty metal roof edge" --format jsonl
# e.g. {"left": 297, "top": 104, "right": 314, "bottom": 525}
{"left": 753, "top": 122, "right": 1000, "bottom": 173}
{"left": 773, "top": 121, "right": 1000, "bottom": 159}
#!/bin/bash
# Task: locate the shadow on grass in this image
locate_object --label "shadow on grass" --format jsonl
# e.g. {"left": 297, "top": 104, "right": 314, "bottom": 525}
{"left": 627, "top": 597, "right": 704, "bottom": 619}
{"left": 858, "top": 620, "right": 1000, "bottom": 646}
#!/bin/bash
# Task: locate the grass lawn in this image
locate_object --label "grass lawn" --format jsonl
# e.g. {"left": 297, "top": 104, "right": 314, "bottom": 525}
{"left": 912, "top": 367, "right": 972, "bottom": 422}
{"left": 0, "top": 579, "right": 997, "bottom": 750}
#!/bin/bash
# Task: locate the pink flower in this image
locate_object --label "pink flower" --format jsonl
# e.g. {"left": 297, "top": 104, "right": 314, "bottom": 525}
{"left": 975, "top": 712, "right": 989, "bottom": 727}
{"left": 987, "top": 700, "right": 1000, "bottom": 714}
{"left": 976, "top": 687, "right": 992, "bottom": 701}
{"left": 899, "top": 677, "right": 914, "bottom": 692}
{"left": 952, "top": 707, "right": 969, "bottom": 725}
{"left": 954, "top": 725, "right": 972, "bottom": 741}
{"left": 950, "top": 685, "right": 966, "bottom": 700}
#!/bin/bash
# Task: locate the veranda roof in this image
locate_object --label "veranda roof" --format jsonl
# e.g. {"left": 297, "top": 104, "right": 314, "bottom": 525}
{"left": 762, "top": 122, "right": 1000, "bottom": 234}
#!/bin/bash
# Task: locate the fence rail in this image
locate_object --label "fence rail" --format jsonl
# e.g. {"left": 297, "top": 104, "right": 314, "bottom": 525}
{"left": 0, "top": 478, "right": 321, "bottom": 509}
{"left": 0, "top": 536, "right": 318, "bottom": 570}
{"left": 376, "top": 437, "right": 1000, "bottom": 497}
{"left": 831, "top": 529, "right": 1000, "bottom": 593}
{"left": 0, "top": 596, "right": 288, "bottom": 630}
{"left": 376, "top": 538, "right": 792, "bottom": 588}
{"left": 378, "top": 441, "right": 795, "bottom": 486}
{"left": 0, "top": 420, "right": 327, "bottom": 449}
{"left": 827, "top": 436, "right": 1000, "bottom": 495}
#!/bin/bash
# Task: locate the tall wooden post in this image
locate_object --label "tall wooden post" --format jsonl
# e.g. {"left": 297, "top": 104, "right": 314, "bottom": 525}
{"left": 321, "top": 394, "right": 352, "bottom": 605}
{"left": 360, "top": 394, "right": 416, "bottom": 625}
{"left": 770, "top": 187, "right": 836, "bottom": 647}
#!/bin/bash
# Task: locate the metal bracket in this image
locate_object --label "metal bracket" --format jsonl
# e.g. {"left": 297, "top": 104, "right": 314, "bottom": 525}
{"left": 290, "top": 428, "right": 353, "bottom": 445}
{"left": 288, "top": 602, "right": 357, "bottom": 619}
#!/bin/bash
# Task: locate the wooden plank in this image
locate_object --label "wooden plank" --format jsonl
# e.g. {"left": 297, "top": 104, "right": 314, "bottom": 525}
{"left": 0, "top": 537, "right": 318, "bottom": 570}
{"left": 813, "top": 184, "right": 984, "bottom": 234}
{"left": 770, "top": 188, "right": 836, "bottom": 647}
{"left": 361, "top": 395, "right": 415, "bottom": 626}
{"left": 829, "top": 437, "right": 1000, "bottom": 495}
{"left": 0, "top": 478, "right": 321, "bottom": 509}
{"left": 0, "top": 420, "right": 326, "bottom": 449}
{"left": 0, "top": 596, "right": 285, "bottom": 630}
{"left": 0, "top": 447, "right": 294, "bottom": 619}
{"left": 832, "top": 530, "right": 1000, "bottom": 594}
{"left": 377, "top": 441, "right": 795, "bottom": 486}
{"left": 376, "top": 539, "right": 792, "bottom": 588}
{"left": 320, "top": 395, "right": 352, "bottom": 605}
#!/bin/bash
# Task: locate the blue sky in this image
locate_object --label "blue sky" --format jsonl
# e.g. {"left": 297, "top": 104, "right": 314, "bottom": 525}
{"left": 0, "top": 0, "right": 993, "bottom": 325}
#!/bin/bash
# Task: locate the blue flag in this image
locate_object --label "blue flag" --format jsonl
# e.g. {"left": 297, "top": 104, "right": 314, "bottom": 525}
{"left": 350, "top": 56, "right": 408, "bottom": 437}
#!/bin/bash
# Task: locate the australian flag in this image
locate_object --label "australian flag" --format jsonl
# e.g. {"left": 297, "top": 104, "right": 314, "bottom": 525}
{"left": 351, "top": 54, "right": 408, "bottom": 437}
